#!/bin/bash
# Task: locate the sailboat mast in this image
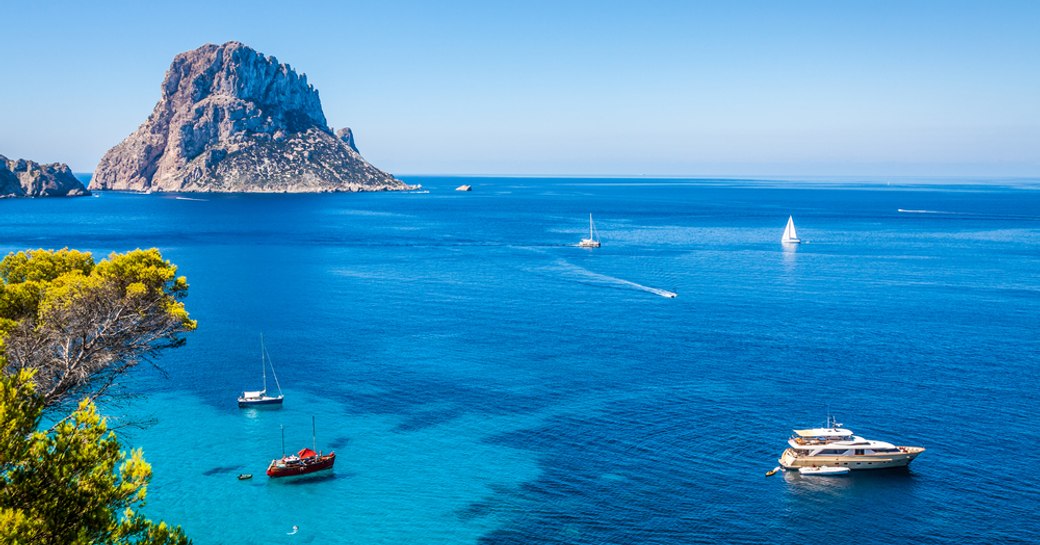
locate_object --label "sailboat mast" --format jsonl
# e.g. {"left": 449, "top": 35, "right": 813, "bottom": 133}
{"left": 312, "top": 416, "right": 317, "bottom": 453}
{"left": 589, "top": 214, "right": 594, "bottom": 239}
{"left": 280, "top": 424, "right": 285, "bottom": 457}
{"left": 260, "top": 334, "right": 268, "bottom": 392}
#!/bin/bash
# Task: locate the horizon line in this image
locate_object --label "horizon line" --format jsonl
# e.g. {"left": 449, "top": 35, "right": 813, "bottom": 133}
{"left": 71, "top": 171, "right": 1040, "bottom": 182}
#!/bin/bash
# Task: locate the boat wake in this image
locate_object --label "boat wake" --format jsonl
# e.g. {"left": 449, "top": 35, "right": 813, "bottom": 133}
{"left": 551, "top": 259, "right": 677, "bottom": 298}
{"left": 175, "top": 196, "right": 208, "bottom": 202}
{"left": 898, "top": 208, "right": 1040, "bottom": 221}
{"left": 897, "top": 208, "right": 958, "bottom": 214}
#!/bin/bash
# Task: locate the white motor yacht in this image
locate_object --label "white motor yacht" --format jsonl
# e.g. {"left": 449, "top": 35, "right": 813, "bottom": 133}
{"left": 778, "top": 417, "right": 924, "bottom": 471}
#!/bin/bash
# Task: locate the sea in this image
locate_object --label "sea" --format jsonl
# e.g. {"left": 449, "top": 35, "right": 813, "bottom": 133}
{"left": 3, "top": 176, "right": 1039, "bottom": 544}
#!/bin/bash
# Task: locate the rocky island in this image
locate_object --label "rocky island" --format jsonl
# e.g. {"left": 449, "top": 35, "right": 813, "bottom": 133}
{"left": 0, "top": 155, "right": 89, "bottom": 198}
{"left": 91, "top": 42, "right": 410, "bottom": 193}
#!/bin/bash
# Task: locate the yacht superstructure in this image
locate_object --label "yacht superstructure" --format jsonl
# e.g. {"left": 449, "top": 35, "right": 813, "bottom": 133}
{"left": 778, "top": 418, "right": 924, "bottom": 471}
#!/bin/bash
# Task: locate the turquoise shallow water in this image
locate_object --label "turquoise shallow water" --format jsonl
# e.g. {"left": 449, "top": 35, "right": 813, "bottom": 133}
{"left": 3, "top": 176, "right": 1040, "bottom": 543}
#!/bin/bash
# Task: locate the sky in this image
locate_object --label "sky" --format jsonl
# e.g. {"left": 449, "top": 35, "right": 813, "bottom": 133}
{"left": 1, "top": 0, "right": 1038, "bottom": 177}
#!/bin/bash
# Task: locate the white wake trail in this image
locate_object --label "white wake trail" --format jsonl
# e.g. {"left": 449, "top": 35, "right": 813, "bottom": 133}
{"left": 552, "top": 259, "right": 677, "bottom": 298}
{"left": 897, "top": 208, "right": 954, "bottom": 214}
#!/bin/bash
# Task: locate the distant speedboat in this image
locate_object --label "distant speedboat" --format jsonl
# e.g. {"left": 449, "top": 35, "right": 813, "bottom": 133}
{"left": 267, "top": 417, "right": 336, "bottom": 478}
{"left": 455, "top": 184, "right": 472, "bottom": 191}
{"left": 778, "top": 416, "right": 925, "bottom": 471}
{"left": 238, "top": 334, "right": 284, "bottom": 407}
{"left": 781, "top": 215, "right": 801, "bottom": 244}
{"left": 578, "top": 213, "right": 601, "bottom": 248}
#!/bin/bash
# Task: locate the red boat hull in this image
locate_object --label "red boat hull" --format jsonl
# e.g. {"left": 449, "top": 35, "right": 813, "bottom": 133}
{"left": 266, "top": 451, "right": 336, "bottom": 478}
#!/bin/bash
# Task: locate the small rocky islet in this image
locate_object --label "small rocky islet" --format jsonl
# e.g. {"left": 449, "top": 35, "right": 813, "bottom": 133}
{"left": 0, "top": 155, "right": 89, "bottom": 198}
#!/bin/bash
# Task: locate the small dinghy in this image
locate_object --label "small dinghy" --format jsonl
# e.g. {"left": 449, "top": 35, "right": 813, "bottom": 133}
{"left": 765, "top": 466, "right": 781, "bottom": 477}
{"left": 237, "top": 473, "right": 253, "bottom": 480}
{"left": 798, "top": 466, "right": 850, "bottom": 476}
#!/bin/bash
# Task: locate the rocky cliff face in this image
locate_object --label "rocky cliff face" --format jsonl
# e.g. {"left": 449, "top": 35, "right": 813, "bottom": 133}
{"left": 0, "top": 155, "right": 89, "bottom": 198}
{"left": 91, "top": 42, "right": 410, "bottom": 193}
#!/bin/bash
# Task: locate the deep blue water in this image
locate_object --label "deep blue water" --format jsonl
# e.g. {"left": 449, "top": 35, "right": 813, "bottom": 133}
{"left": 3, "top": 177, "right": 1039, "bottom": 544}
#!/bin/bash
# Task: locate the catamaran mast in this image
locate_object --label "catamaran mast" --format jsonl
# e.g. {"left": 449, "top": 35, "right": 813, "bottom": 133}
{"left": 312, "top": 416, "right": 317, "bottom": 454}
{"left": 280, "top": 424, "right": 285, "bottom": 457}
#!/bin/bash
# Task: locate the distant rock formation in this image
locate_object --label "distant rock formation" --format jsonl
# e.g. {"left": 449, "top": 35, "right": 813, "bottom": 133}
{"left": 0, "top": 155, "right": 89, "bottom": 198}
{"left": 336, "top": 128, "right": 358, "bottom": 153}
{"left": 91, "top": 41, "right": 411, "bottom": 193}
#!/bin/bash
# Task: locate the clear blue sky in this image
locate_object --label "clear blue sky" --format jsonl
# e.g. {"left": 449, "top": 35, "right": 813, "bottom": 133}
{"left": 1, "top": 0, "right": 1037, "bottom": 177}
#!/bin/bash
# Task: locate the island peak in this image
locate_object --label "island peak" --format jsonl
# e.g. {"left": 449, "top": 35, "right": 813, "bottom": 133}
{"left": 91, "top": 42, "right": 409, "bottom": 193}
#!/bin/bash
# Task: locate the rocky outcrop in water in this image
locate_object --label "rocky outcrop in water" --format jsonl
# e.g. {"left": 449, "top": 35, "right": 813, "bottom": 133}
{"left": 0, "top": 155, "right": 89, "bottom": 198}
{"left": 90, "top": 41, "right": 410, "bottom": 193}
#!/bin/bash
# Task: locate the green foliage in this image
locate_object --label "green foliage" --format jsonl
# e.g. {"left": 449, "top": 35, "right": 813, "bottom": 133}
{"left": 0, "top": 248, "right": 196, "bottom": 407}
{"left": 0, "top": 369, "right": 190, "bottom": 545}
{"left": 0, "top": 249, "right": 94, "bottom": 284}
{"left": 0, "top": 248, "right": 195, "bottom": 543}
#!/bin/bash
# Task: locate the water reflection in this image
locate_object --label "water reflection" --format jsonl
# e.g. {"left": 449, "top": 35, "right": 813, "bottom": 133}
{"left": 782, "top": 467, "right": 918, "bottom": 498}
{"left": 782, "top": 242, "right": 798, "bottom": 267}
{"left": 268, "top": 471, "right": 341, "bottom": 485}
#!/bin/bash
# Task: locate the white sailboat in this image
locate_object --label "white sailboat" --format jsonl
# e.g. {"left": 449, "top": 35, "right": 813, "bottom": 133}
{"left": 781, "top": 215, "right": 801, "bottom": 244}
{"left": 238, "top": 334, "right": 284, "bottom": 407}
{"left": 578, "top": 214, "right": 601, "bottom": 248}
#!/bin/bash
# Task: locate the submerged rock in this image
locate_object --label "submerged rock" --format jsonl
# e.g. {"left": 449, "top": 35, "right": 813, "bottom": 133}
{"left": 0, "top": 155, "right": 89, "bottom": 198}
{"left": 91, "top": 41, "right": 411, "bottom": 193}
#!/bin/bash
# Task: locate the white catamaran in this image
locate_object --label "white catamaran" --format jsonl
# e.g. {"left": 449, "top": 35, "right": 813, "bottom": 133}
{"left": 781, "top": 215, "right": 801, "bottom": 244}
{"left": 238, "top": 335, "right": 284, "bottom": 407}
{"left": 578, "top": 214, "right": 601, "bottom": 248}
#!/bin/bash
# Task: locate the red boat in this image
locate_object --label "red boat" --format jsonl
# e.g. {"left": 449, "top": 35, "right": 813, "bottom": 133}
{"left": 267, "top": 417, "right": 336, "bottom": 478}
{"left": 266, "top": 448, "right": 336, "bottom": 478}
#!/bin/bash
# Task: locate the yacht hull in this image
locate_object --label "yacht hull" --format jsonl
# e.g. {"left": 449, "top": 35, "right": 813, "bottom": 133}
{"left": 779, "top": 447, "right": 924, "bottom": 471}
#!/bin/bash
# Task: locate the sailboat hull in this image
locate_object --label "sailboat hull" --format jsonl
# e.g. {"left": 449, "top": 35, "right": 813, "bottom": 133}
{"left": 267, "top": 452, "right": 336, "bottom": 478}
{"left": 238, "top": 395, "right": 284, "bottom": 407}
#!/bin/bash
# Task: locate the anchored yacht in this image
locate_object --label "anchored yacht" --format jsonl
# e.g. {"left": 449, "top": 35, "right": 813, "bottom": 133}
{"left": 778, "top": 417, "right": 924, "bottom": 471}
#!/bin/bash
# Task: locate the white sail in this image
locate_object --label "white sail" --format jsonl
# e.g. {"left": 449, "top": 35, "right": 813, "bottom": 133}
{"left": 782, "top": 215, "right": 800, "bottom": 244}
